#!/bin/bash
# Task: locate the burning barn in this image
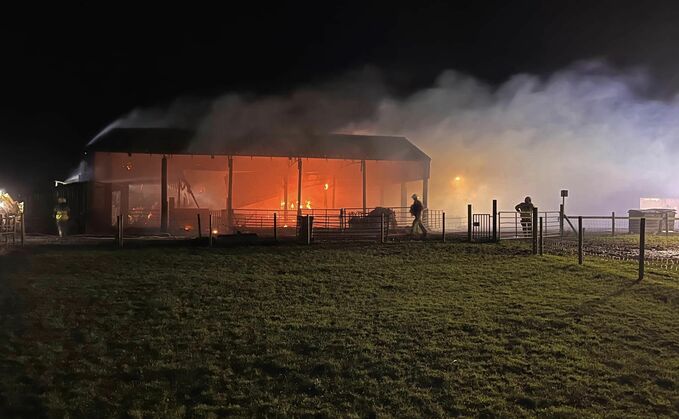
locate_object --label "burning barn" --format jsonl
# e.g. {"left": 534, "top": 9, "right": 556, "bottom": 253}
{"left": 74, "top": 128, "right": 431, "bottom": 234}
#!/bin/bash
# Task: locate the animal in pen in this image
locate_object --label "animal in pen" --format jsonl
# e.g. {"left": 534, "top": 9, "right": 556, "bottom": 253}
{"left": 348, "top": 207, "right": 398, "bottom": 231}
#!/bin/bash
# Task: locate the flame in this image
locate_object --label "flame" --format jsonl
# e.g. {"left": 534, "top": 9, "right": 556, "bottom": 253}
{"left": 280, "top": 201, "right": 286, "bottom": 208}
{"left": 305, "top": 200, "right": 312, "bottom": 209}
{"left": 290, "top": 203, "right": 295, "bottom": 209}
{"left": 324, "top": 183, "right": 329, "bottom": 190}
{"left": 183, "top": 225, "right": 192, "bottom": 231}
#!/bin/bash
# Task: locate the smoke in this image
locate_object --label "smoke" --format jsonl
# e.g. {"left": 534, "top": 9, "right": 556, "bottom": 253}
{"left": 91, "top": 61, "right": 679, "bottom": 215}
{"left": 348, "top": 61, "right": 679, "bottom": 215}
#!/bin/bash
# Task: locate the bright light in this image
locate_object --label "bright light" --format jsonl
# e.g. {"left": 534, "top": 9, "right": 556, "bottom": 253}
{"left": 455, "top": 176, "right": 461, "bottom": 181}
{"left": 212, "top": 229, "right": 218, "bottom": 235}
{"left": 324, "top": 183, "right": 329, "bottom": 190}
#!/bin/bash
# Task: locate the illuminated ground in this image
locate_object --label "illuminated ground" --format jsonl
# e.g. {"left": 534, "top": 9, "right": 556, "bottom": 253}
{"left": 1, "top": 241, "right": 678, "bottom": 417}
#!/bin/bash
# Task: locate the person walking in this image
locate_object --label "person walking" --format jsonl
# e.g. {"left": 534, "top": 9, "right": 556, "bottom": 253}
{"left": 54, "top": 197, "right": 70, "bottom": 238}
{"left": 410, "top": 193, "right": 428, "bottom": 238}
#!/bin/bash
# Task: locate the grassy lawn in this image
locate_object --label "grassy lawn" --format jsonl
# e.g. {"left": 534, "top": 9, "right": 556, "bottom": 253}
{"left": 1, "top": 241, "right": 678, "bottom": 417}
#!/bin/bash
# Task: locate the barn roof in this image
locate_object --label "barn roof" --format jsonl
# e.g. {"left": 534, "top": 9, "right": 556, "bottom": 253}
{"left": 87, "top": 128, "right": 430, "bottom": 162}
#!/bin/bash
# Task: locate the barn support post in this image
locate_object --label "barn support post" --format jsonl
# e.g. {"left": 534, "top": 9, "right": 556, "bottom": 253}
{"left": 283, "top": 174, "right": 289, "bottom": 226}
{"left": 400, "top": 183, "right": 407, "bottom": 208}
{"left": 639, "top": 217, "right": 646, "bottom": 281}
{"left": 227, "top": 156, "right": 233, "bottom": 233}
{"left": 422, "top": 177, "right": 429, "bottom": 209}
{"left": 297, "top": 158, "right": 303, "bottom": 216}
{"left": 273, "top": 212, "right": 278, "bottom": 242}
{"left": 467, "top": 204, "right": 472, "bottom": 242}
{"left": 532, "top": 207, "right": 538, "bottom": 255}
{"left": 361, "top": 160, "right": 367, "bottom": 214}
{"left": 197, "top": 214, "right": 202, "bottom": 238}
{"left": 161, "top": 155, "right": 168, "bottom": 233}
{"left": 492, "top": 199, "right": 497, "bottom": 242}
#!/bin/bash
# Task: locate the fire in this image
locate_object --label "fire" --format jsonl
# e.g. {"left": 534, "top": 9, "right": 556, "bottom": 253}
{"left": 454, "top": 176, "right": 461, "bottom": 181}
{"left": 305, "top": 200, "right": 312, "bottom": 209}
{"left": 183, "top": 225, "right": 192, "bottom": 231}
{"left": 290, "top": 203, "right": 295, "bottom": 209}
{"left": 324, "top": 183, "right": 329, "bottom": 190}
{"left": 280, "top": 201, "right": 286, "bottom": 208}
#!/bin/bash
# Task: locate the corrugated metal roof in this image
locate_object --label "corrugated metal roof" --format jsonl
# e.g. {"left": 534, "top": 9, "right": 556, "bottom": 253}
{"left": 86, "top": 128, "right": 430, "bottom": 162}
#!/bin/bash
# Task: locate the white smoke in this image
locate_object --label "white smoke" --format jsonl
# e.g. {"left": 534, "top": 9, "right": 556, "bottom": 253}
{"left": 347, "top": 61, "right": 679, "bottom": 215}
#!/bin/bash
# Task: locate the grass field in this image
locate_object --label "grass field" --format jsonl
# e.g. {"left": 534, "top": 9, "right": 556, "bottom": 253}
{"left": 1, "top": 241, "right": 679, "bottom": 417}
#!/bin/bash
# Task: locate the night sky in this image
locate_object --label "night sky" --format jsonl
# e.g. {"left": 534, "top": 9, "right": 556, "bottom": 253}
{"left": 2, "top": 1, "right": 679, "bottom": 194}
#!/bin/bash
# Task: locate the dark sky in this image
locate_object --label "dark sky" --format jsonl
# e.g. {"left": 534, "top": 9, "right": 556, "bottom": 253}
{"left": 2, "top": 1, "right": 679, "bottom": 193}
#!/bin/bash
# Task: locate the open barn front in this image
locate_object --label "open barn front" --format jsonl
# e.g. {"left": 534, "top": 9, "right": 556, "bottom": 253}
{"left": 83, "top": 128, "right": 434, "bottom": 238}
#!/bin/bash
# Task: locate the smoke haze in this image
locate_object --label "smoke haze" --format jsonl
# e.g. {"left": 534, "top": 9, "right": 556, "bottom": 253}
{"left": 93, "top": 61, "right": 679, "bottom": 215}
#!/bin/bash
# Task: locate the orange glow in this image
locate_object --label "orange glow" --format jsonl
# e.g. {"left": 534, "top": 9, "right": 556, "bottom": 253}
{"left": 183, "top": 225, "right": 192, "bottom": 231}
{"left": 212, "top": 229, "right": 218, "bottom": 235}
{"left": 305, "top": 200, "right": 312, "bottom": 209}
{"left": 454, "top": 176, "right": 461, "bottom": 181}
{"left": 324, "top": 183, "right": 329, "bottom": 190}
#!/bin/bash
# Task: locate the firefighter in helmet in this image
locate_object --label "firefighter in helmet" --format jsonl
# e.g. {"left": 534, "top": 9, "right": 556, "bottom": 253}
{"left": 410, "top": 193, "right": 428, "bottom": 238}
{"left": 54, "top": 197, "right": 70, "bottom": 238}
{"left": 515, "top": 196, "right": 534, "bottom": 233}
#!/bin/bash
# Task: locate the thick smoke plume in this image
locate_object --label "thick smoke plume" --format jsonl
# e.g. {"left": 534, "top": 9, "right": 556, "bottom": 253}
{"left": 93, "top": 61, "right": 679, "bottom": 215}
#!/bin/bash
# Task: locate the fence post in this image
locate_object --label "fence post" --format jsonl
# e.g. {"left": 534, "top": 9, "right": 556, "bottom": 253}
{"left": 442, "top": 212, "right": 446, "bottom": 242}
{"left": 273, "top": 212, "right": 278, "bottom": 242}
{"left": 197, "top": 214, "right": 202, "bottom": 238}
{"left": 539, "top": 216, "right": 543, "bottom": 256}
{"left": 612, "top": 211, "right": 615, "bottom": 237}
{"left": 20, "top": 213, "right": 25, "bottom": 247}
{"left": 209, "top": 214, "right": 213, "bottom": 247}
{"left": 117, "top": 215, "right": 124, "bottom": 248}
{"left": 532, "top": 207, "right": 538, "bottom": 255}
{"left": 639, "top": 217, "right": 645, "bottom": 281}
{"left": 380, "top": 214, "right": 385, "bottom": 244}
{"left": 578, "top": 216, "right": 583, "bottom": 265}
{"left": 492, "top": 199, "right": 497, "bottom": 242}
{"left": 559, "top": 204, "right": 564, "bottom": 238}
{"left": 306, "top": 215, "right": 312, "bottom": 245}
{"left": 467, "top": 204, "right": 472, "bottom": 242}
{"left": 665, "top": 213, "right": 669, "bottom": 237}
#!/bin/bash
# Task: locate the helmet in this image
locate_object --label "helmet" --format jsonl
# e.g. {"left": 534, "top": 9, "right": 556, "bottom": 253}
{"left": 411, "top": 194, "right": 418, "bottom": 200}
{"left": 525, "top": 196, "right": 532, "bottom": 203}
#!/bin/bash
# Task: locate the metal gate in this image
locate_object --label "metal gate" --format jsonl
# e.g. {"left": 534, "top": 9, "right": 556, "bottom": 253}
{"left": 472, "top": 213, "right": 492, "bottom": 241}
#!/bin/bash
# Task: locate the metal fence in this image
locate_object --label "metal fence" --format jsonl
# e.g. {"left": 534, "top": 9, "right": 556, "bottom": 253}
{"left": 497, "top": 210, "right": 560, "bottom": 240}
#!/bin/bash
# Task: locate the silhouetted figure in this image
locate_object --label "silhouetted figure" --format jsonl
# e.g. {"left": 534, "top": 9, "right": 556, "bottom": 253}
{"left": 54, "top": 197, "right": 70, "bottom": 238}
{"left": 410, "top": 194, "right": 428, "bottom": 238}
{"left": 515, "top": 196, "right": 534, "bottom": 233}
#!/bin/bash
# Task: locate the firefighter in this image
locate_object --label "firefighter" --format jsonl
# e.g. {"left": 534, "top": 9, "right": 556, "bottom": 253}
{"left": 54, "top": 197, "right": 70, "bottom": 238}
{"left": 515, "top": 196, "right": 534, "bottom": 233}
{"left": 410, "top": 193, "right": 428, "bottom": 238}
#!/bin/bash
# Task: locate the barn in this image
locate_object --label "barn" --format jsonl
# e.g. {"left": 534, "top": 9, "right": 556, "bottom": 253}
{"left": 72, "top": 127, "right": 432, "bottom": 235}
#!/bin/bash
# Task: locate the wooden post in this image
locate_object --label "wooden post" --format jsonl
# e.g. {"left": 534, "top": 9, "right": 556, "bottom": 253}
{"left": 665, "top": 212, "right": 669, "bottom": 237}
{"left": 209, "top": 214, "right": 213, "bottom": 247}
{"left": 467, "top": 204, "right": 472, "bottom": 242}
{"left": 442, "top": 212, "right": 446, "bottom": 242}
{"left": 559, "top": 203, "right": 564, "bottom": 238}
{"left": 532, "top": 207, "right": 538, "bottom": 255}
{"left": 297, "top": 158, "right": 303, "bottom": 216}
{"left": 119, "top": 214, "right": 124, "bottom": 248}
{"left": 492, "top": 199, "right": 497, "bottom": 242}
{"left": 380, "top": 213, "right": 385, "bottom": 244}
{"left": 422, "top": 177, "right": 429, "bottom": 209}
{"left": 612, "top": 211, "right": 615, "bottom": 236}
{"left": 20, "top": 213, "right": 25, "bottom": 247}
{"left": 161, "top": 155, "right": 168, "bottom": 233}
{"left": 306, "top": 214, "right": 311, "bottom": 245}
{"left": 539, "top": 216, "right": 543, "bottom": 256}
{"left": 197, "top": 214, "right": 202, "bottom": 238}
{"left": 361, "top": 159, "right": 367, "bottom": 214}
{"left": 639, "top": 217, "right": 645, "bottom": 281}
{"left": 227, "top": 156, "right": 233, "bottom": 232}
{"left": 273, "top": 212, "right": 278, "bottom": 242}
{"left": 578, "top": 216, "right": 583, "bottom": 265}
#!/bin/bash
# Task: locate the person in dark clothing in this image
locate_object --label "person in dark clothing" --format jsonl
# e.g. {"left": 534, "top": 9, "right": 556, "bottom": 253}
{"left": 515, "top": 196, "right": 534, "bottom": 233}
{"left": 410, "top": 193, "right": 427, "bottom": 238}
{"left": 54, "top": 197, "right": 70, "bottom": 238}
